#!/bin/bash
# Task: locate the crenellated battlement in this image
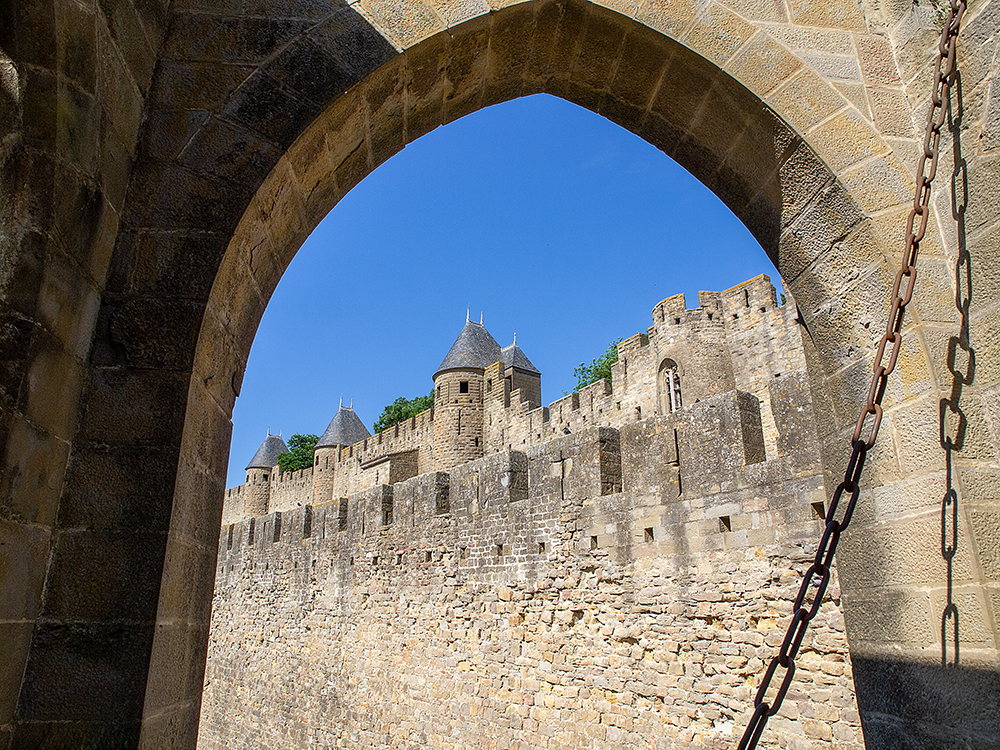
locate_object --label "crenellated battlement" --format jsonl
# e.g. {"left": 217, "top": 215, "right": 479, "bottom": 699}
{"left": 224, "top": 275, "right": 807, "bottom": 528}
{"left": 219, "top": 377, "right": 822, "bottom": 576}
{"left": 205, "top": 379, "right": 863, "bottom": 750}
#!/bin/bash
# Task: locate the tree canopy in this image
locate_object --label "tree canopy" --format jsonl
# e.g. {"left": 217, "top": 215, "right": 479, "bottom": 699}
{"left": 276, "top": 433, "right": 319, "bottom": 473}
{"left": 373, "top": 390, "right": 435, "bottom": 434}
{"left": 572, "top": 338, "right": 621, "bottom": 392}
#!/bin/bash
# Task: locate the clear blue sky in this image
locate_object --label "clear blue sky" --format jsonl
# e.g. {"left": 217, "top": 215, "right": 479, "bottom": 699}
{"left": 226, "top": 94, "right": 780, "bottom": 487}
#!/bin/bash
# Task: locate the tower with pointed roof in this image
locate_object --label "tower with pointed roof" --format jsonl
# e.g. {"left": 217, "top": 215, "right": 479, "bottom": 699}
{"left": 432, "top": 313, "right": 503, "bottom": 470}
{"left": 244, "top": 432, "right": 288, "bottom": 515}
{"left": 312, "top": 400, "right": 372, "bottom": 503}
{"left": 483, "top": 334, "right": 542, "bottom": 452}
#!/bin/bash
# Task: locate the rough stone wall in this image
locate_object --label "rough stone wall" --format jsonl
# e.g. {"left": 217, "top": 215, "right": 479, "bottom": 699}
{"left": 224, "top": 276, "right": 810, "bottom": 521}
{"left": 434, "top": 370, "right": 487, "bottom": 470}
{"left": 201, "top": 398, "right": 860, "bottom": 750}
{"left": 269, "top": 466, "right": 314, "bottom": 513}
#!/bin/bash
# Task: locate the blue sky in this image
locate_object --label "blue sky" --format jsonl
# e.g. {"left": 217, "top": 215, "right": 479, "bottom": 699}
{"left": 226, "top": 93, "right": 780, "bottom": 487}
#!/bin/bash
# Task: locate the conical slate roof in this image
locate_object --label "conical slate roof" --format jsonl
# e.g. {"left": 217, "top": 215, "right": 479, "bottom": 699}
{"left": 316, "top": 404, "right": 371, "bottom": 448}
{"left": 501, "top": 339, "right": 540, "bottom": 374}
{"left": 434, "top": 320, "right": 503, "bottom": 378}
{"left": 246, "top": 434, "right": 288, "bottom": 470}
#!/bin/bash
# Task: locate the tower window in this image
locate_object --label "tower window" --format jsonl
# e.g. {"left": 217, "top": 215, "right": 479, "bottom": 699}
{"left": 459, "top": 381, "right": 469, "bottom": 394}
{"left": 487, "top": 379, "right": 492, "bottom": 393}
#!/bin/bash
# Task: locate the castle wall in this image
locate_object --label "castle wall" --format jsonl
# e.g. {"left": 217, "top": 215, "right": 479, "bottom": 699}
{"left": 201, "top": 398, "right": 861, "bottom": 750}
{"left": 223, "top": 275, "right": 813, "bottom": 532}
{"left": 269, "top": 465, "right": 314, "bottom": 513}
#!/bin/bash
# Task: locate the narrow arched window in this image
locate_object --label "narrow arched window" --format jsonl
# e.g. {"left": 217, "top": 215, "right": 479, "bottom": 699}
{"left": 658, "top": 358, "right": 682, "bottom": 414}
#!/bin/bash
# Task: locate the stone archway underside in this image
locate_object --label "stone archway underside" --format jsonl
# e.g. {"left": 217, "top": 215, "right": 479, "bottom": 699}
{"left": 0, "top": 0, "right": 997, "bottom": 747}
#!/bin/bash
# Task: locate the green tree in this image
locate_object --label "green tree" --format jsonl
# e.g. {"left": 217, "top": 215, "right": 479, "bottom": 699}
{"left": 572, "top": 338, "right": 622, "bottom": 392}
{"left": 373, "top": 390, "right": 435, "bottom": 434}
{"left": 276, "top": 433, "right": 319, "bottom": 473}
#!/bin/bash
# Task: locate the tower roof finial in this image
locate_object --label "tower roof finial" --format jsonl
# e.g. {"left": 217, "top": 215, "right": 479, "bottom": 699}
{"left": 513, "top": 332, "right": 517, "bottom": 345}
{"left": 480, "top": 311, "right": 483, "bottom": 325}
{"left": 466, "top": 306, "right": 470, "bottom": 323}
{"left": 339, "top": 396, "right": 343, "bottom": 408}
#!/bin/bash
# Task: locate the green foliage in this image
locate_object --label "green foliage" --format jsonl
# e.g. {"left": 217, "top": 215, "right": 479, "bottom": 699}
{"left": 373, "top": 390, "right": 435, "bottom": 434}
{"left": 572, "top": 338, "right": 622, "bottom": 393}
{"left": 276, "top": 433, "right": 319, "bottom": 473}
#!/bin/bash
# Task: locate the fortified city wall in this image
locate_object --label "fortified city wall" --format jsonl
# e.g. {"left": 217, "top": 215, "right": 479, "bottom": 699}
{"left": 200, "top": 392, "right": 862, "bottom": 749}
{"left": 222, "top": 275, "right": 806, "bottom": 523}
{"left": 203, "top": 276, "right": 866, "bottom": 749}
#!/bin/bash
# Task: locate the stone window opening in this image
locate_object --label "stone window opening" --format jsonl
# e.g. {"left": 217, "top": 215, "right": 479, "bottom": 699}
{"left": 719, "top": 516, "right": 732, "bottom": 532}
{"left": 658, "top": 359, "right": 682, "bottom": 414}
{"left": 590, "top": 535, "right": 598, "bottom": 550}
{"left": 643, "top": 527, "right": 654, "bottom": 543}
{"left": 486, "top": 379, "right": 492, "bottom": 393}
{"left": 812, "top": 501, "right": 826, "bottom": 519}
{"left": 459, "top": 380, "right": 469, "bottom": 394}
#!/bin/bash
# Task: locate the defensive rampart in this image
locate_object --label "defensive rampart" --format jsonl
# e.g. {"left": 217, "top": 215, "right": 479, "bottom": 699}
{"left": 200, "top": 381, "right": 863, "bottom": 749}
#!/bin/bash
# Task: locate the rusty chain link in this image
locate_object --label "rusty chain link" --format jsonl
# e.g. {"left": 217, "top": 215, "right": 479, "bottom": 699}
{"left": 736, "top": 2, "right": 966, "bottom": 747}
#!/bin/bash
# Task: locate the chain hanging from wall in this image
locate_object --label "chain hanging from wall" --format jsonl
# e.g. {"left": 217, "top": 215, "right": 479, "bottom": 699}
{"left": 735, "top": 2, "right": 967, "bottom": 746}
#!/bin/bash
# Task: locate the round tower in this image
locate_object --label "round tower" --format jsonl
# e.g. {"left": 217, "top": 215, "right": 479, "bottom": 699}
{"left": 244, "top": 432, "right": 288, "bottom": 516}
{"left": 433, "top": 314, "right": 502, "bottom": 470}
{"left": 313, "top": 399, "right": 371, "bottom": 502}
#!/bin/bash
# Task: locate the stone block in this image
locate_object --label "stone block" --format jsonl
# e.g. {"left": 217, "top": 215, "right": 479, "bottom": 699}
{"left": 0, "top": 622, "right": 33, "bottom": 725}
{"left": 155, "top": 538, "right": 218, "bottom": 626}
{"left": 357, "top": 0, "right": 443, "bottom": 49}
{"left": 42, "top": 528, "right": 167, "bottom": 622}
{"left": 620, "top": 417, "right": 680, "bottom": 501}
{"left": 482, "top": 4, "right": 535, "bottom": 107}
{"left": 839, "top": 154, "right": 914, "bottom": 215}
{"left": 162, "top": 14, "right": 310, "bottom": 66}
{"left": 0, "top": 519, "right": 50, "bottom": 620}
{"left": 767, "top": 70, "right": 847, "bottom": 135}
{"left": 681, "top": 1, "right": 754, "bottom": 67}
{"left": 17, "top": 621, "right": 154, "bottom": 724}
{"left": 636, "top": 0, "right": 697, "bottom": 39}
{"left": 221, "top": 70, "right": 323, "bottom": 150}
{"left": 98, "top": 0, "right": 157, "bottom": 93}
{"left": 177, "top": 116, "right": 283, "bottom": 187}
{"left": 77, "top": 367, "right": 189, "bottom": 446}
{"left": 59, "top": 444, "right": 178, "bottom": 531}
{"left": 144, "top": 622, "right": 208, "bottom": 715}
{"left": 724, "top": 32, "right": 801, "bottom": 99}
{"left": 150, "top": 60, "right": 254, "bottom": 111}
{"left": 0, "top": 415, "right": 70, "bottom": 527}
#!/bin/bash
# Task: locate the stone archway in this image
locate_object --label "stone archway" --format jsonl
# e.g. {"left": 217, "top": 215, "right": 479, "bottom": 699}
{"left": 1, "top": 0, "right": 997, "bottom": 747}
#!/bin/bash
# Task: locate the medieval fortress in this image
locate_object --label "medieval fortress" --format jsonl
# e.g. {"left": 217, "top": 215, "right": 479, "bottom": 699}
{"left": 202, "top": 275, "right": 864, "bottom": 749}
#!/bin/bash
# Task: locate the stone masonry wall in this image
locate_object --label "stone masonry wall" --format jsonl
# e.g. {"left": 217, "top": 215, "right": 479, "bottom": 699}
{"left": 200, "top": 390, "right": 862, "bottom": 750}
{"left": 223, "top": 276, "right": 806, "bottom": 522}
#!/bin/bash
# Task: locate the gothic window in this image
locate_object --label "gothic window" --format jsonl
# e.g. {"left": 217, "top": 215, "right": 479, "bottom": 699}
{"left": 658, "top": 359, "right": 682, "bottom": 414}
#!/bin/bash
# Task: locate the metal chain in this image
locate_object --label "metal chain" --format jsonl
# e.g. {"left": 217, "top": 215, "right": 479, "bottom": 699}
{"left": 736, "top": 2, "right": 966, "bottom": 747}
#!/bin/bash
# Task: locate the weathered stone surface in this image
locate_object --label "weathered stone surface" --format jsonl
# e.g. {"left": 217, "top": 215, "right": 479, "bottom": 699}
{"left": 0, "top": 0, "right": 997, "bottom": 746}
